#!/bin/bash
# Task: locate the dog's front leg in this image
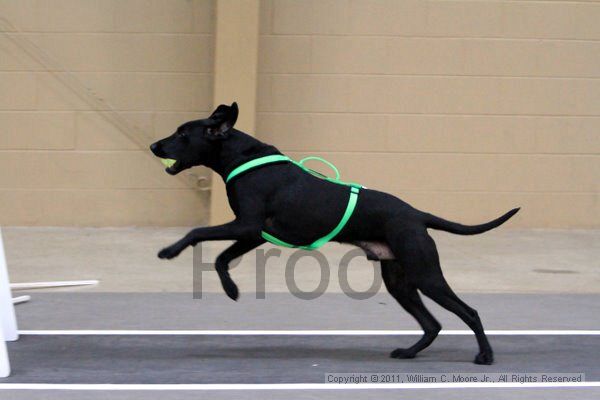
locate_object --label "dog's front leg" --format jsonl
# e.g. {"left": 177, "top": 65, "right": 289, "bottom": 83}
{"left": 158, "top": 220, "right": 261, "bottom": 260}
{"left": 215, "top": 239, "right": 265, "bottom": 300}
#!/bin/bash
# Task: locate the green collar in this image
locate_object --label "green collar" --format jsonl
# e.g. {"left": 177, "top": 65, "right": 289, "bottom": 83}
{"left": 224, "top": 155, "right": 362, "bottom": 250}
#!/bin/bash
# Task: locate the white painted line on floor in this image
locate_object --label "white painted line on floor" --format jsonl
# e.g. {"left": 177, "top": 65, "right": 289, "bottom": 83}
{"left": 18, "top": 329, "right": 600, "bottom": 336}
{"left": 10, "top": 280, "right": 99, "bottom": 291}
{"left": 0, "top": 382, "right": 599, "bottom": 391}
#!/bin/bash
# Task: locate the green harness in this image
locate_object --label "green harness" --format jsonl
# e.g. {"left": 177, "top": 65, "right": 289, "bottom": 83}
{"left": 225, "top": 155, "right": 362, "bottom": 250}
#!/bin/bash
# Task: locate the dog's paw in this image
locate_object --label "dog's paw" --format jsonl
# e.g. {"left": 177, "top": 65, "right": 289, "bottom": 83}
{"left": 158, "top": 246, "right": 181, "bottom": 260}
{"left": 223, "top": 279, "right": 239, "bottom": 301}
{"left": 473, "top": 352, "right": 494, "bottom": 365}
{"left": 217, "top": 270, "right": 239, "bottom": 301}
{"left": 390, "top": 348, "right": 417, "bottom": 359}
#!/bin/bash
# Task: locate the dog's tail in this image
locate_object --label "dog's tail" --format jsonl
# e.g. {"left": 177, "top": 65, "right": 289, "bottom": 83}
{"left": 424, "top": 208, "right": 520, "bottom": 235}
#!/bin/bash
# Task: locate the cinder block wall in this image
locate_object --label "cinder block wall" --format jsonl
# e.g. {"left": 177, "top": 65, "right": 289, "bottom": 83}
{"left": 0, "top": 0, "right": 214, "bottom": 226}
{"left": 1, "top": 0, "right": 598, "bottom": 227}
{"left": 257, "top": 0, "right": 600, "bottom": 228}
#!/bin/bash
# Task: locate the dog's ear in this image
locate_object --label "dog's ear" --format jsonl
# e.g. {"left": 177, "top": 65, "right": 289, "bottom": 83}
{"left": 206, "top": 102, "right": 238, "bottom": 139}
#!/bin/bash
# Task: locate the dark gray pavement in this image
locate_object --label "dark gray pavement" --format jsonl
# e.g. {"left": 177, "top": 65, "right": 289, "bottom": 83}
{"left": 3, "top": 334, "right": 599, "bottom": 383}
{"left": 12, "top": 292, "right": 600, "bottom": 330}
{"left": 1, "top": 292, "right": 599, "bottom": 399}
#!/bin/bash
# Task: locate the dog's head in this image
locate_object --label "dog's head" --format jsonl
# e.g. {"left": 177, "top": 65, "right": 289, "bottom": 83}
{"left": 150, "top": 102, "right": 239, "bottom": 175}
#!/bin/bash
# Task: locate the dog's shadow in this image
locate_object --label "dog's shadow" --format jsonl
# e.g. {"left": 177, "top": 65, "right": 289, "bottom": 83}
{"left": 188, "top": 345, "right": 469, "bottom": 364}
{"left": 10, "top": 336, "right": 475, "bottom": 366}
{"left": 191, "top": 345, "right": 382, "bottom": 361}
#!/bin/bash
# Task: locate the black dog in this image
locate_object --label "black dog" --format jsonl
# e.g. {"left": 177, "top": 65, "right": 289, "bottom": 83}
{"left": 150, "top": 102, "right": 519, "bottom": 365}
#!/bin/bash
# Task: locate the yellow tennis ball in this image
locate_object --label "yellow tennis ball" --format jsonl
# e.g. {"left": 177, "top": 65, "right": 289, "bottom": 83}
{"left": 161, "top": 158, "right": 177, "bottom": 168}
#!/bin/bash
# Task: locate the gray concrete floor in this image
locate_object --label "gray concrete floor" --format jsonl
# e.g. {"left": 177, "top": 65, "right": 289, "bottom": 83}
{"left": 1, "top": 227, "right": 599, "bottom": 399}
{"left": 12, "top": 293, "right": 600, "bottom": 330}
{"left": 2, "top": 227, "right": 599, "bottom": 294}
{"left": 5, "top": 292, "right": 599, "bottom": 385}
{"left": 4, "top": 334, "right": 599, "bottom": 383}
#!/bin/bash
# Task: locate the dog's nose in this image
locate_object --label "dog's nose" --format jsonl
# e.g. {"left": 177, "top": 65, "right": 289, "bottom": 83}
{"left": 150, "top": 143, "right": 159, "bottom": 154}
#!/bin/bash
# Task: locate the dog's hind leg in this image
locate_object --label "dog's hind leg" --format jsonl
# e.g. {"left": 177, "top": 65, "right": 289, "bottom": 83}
{"left": 387, "top": 224, "right": 494, "bottom": 364}
{"left": 215, "top": 239, "right": 264, "bottom": 301}
{"left": 419, "top": 279, "right": 494, "bottom": 365}
{"left": 381, "top": 260, "right": 442, "bottom": 359}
